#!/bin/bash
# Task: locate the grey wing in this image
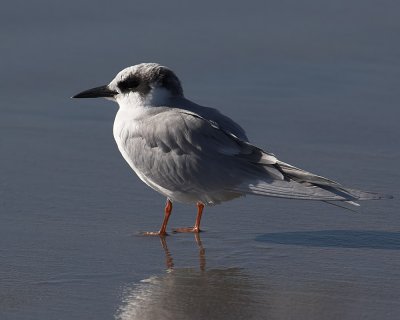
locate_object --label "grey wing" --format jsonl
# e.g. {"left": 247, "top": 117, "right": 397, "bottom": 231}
{"left": 185, "top": 105, "right": 391, "bottom": 202}
{"left": 123, "top": 109, "right": 278, "bottom": 201}
{"left": 123, "top": 108, "right": 388, "bottom": 204}
{"left": 172, "top": 98, "right": 249, "bottom": 141}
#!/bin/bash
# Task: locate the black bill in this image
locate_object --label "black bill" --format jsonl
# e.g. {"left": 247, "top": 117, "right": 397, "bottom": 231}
{"left": 72, "top": 85, "right": 117, "bottom": 98}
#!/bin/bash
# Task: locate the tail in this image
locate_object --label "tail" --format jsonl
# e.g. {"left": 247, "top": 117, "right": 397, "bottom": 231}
{"left": 233, "top": 159, "right": 393, "bottom": 204}
{"left": 275, "top": 160, "right": 393, "bottom": 203}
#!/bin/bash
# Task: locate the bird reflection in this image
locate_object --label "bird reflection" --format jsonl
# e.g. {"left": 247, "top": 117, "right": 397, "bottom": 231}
{"left": 115, "top": 235, "right": 258, "bottom": 320}
{"left": 115, "top": 235, "right": 366, "bottom": 320}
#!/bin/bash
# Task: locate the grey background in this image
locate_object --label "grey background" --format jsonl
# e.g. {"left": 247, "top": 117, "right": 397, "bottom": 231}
{"left": 1, "top": 1, "right": 399, "bottom": 319}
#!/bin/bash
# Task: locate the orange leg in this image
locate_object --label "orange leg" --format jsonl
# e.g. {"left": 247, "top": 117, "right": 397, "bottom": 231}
{"left": 173, "top": 202, "right": 204, "bottom": 233}
{"left": 142, "top": 199, "right": 172, "bottom": 236}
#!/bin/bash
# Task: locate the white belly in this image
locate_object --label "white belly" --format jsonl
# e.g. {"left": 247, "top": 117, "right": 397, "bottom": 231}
{"left": 113, "top": 114, "right": 175, "bottom": 199}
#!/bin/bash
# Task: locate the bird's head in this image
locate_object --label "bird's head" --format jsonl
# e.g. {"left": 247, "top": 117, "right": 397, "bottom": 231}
{"left": 72, "top": 63, "right": 183, "bottom": 107}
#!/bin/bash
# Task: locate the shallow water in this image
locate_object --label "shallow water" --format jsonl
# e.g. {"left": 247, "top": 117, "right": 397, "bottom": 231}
{"left": 1, "top": 1, "right": 400, "bottom": 319}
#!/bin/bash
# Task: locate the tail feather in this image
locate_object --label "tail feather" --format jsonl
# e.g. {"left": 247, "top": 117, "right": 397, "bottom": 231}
{"left": 234, "top": 159, "right": 393, "bottom": 204}
{"left": 236, "top": 179, "right": 352, "bottom": 201}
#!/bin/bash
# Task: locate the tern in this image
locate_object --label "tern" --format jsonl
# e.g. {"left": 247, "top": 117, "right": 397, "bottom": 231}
{"left": 73, "top": 63, "right": 391, "bottom": 235}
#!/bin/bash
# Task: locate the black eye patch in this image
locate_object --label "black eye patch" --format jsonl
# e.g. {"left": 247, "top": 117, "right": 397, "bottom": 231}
{"left": 118, "top": 76, "right": 140, "bottom": 92}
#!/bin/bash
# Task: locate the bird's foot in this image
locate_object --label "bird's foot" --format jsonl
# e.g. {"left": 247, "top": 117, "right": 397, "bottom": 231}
{"left": 172, "top": 227, "right": 202, "bottom": 233}
{"left": 140, "top": 231, "right": 168, "bottom": 236}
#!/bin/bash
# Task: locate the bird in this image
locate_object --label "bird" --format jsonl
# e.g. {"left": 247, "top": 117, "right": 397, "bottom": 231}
{"left": 72, "top": 63, "right": 392, "bottom": 236}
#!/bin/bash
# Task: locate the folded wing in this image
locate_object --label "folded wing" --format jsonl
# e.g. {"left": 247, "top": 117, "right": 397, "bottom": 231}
{"left": 121, "top": 108, "right": 391, "bottom": 204}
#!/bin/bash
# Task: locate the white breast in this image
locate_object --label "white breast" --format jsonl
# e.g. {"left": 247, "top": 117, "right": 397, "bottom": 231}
{"left": 112, "top": 108, "right": 176, "bottom": 199}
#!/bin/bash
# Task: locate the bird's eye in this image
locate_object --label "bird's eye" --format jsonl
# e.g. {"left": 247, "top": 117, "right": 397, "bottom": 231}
{"left": 118, "top": 76, "right": 140, "bottom": 92}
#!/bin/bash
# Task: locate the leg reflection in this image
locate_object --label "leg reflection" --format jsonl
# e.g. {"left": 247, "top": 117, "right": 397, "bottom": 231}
{"left": 195, "top": 233, "right": 206, "bottom": 271}
{"left": 159, "top": 236, "right": 174, "bottom": 270}
{"left": 158, "top": 234, "right": 206, "bottom": 271}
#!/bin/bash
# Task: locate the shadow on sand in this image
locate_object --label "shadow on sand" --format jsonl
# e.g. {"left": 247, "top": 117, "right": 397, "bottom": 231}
{"left": 255, "top": 230, "right": 400, "bottom": 250}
